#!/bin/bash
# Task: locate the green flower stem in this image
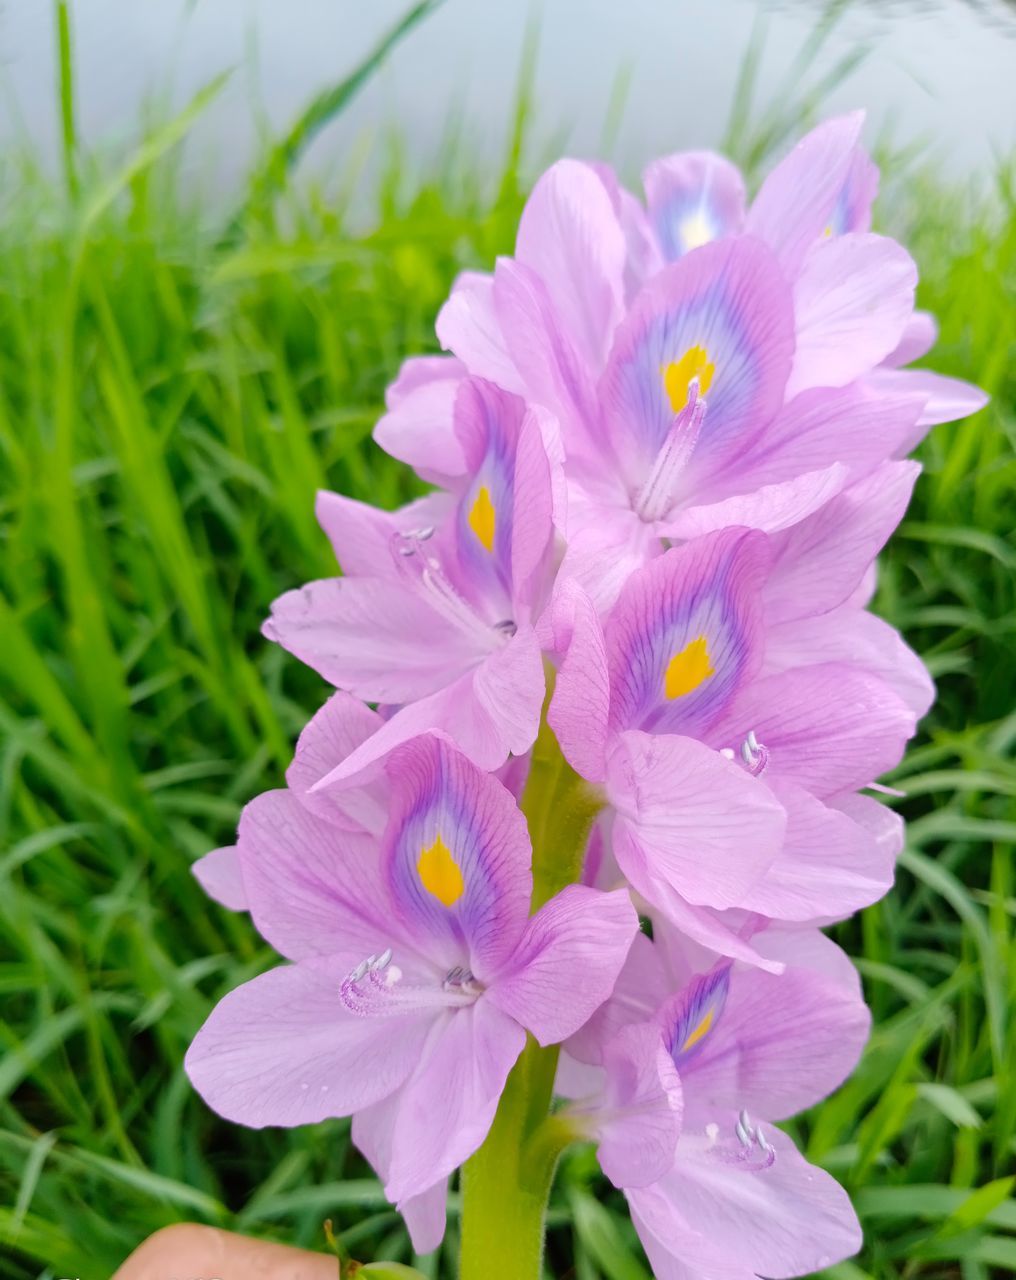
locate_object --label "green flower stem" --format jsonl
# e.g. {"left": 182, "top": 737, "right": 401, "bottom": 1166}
{"left": 459, "top": 674, "right": 604, "bottom": 1280}
{"left": 458, "top": 1040, "right": 563, "bottom": 1280}
{"left": 520, "top": 669, "right": 605, "bottom": 912}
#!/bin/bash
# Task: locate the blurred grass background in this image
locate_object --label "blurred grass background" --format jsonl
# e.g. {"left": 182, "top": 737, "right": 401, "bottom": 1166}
{"left": 1, "top": 4, "right": 1014, "bottom": 1278}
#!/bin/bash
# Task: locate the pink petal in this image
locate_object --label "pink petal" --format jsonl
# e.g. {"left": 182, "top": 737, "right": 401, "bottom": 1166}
{"left": 643, "top": 150, "right": 746, "bottom": 261}
{"left": 631, "top": 1122, "right": 862, "bottom": 1277}
{"left": 263, "top": 576, "right": 485, "bottom": 703}
{"left": 611, "top": 826, "right": 784, "bottom": 973}
{"left": 663, "top": 464, "right": 848, "bottom": 541}
{"left": 488, "top": 885, "right": 639, "bottom": 1045}
{"left": 380, "top": 735, "right": 533, "bottom": 978}
{"left": 556, "top": 504, "right": 659, "bottom": 614}
{"left": 435, "top": 270, "right": 524, "bottom": 394}
{"left": 763, "top": 461, "right": 921, "bottom": 624}
{"left": 788, "top": 232, "right": 917, "bottom": 396}
{"left": 865, "top": 367, "right": 989, "bottom": 442}
{"left": 192, "top": 845, "right": 247, "bottom": 912}
{"left": 510, "top": 412, "right": 557, "bottom": 610}
{"left": 373, "top": 357, "right": 468, "bottom": 484}
{"left": 746, "top": 111, "right": 866, "bottom": 276}
{"left": 712, "top": 663, "right": 916, "bottom": 798}
{"left": 739, "top": 779, "right": 893, "bottom": 922}
{"left": 600, "top": 236, "right": 795, "bottom": 488}
{"left": 400, "top": 1180, "right": 448, "bottom": 1256}
{"left": 605, "top": 529, "right": 771, "bottom": 741}
{"left": 493, "top": 257, "right": 597, "bottom": 444}
{"left": 185, "top": 958, "right": 431, "bottom": 1127}
{"left": 312, "top": 625, "right": 545, "bottom": 786}
{"left": 382, "top": 999, "right": 527, "bottom": 1202}
{"left": 594, "top": 1020, "right": 684, "bottom": 1189}
{"left": 765, "top": 608, "right": 935, "bottom": 719}
{"left": 237, "top": 789, "right": 390, "bottom": 962}
{"left": 387, "top": 354, "right": 465, "bottom": 403}
{"left": 607, "top": 731, "right": 786, "bottom": 910}
{"left": 752, "top": 924, "right": 865, "bottom": 998}
{"left": 882, "top": 310, "right": 938, "bottom": 367}
{"left": 352, "top": 1096, "right": 449, "bottom": 1254}
{"left": 315, "top": 489, "right": 454, "bottom": 578}
{"left": 565, "top": 932, "right": 672, "bottom": 1066}
{"left": 516, "top": 158, "right": 627, "bottom": 373}
{"left": 726, "top": 385, "right": 924, "bottom": 491}
{"left": 546, "top": 580, "right": 611, "bottom": 783}
{"left": 286, "top": 691, "right": 389, "bottom": 831}
{"left": 834, "top": 789, "right": 904, "bottom": 853}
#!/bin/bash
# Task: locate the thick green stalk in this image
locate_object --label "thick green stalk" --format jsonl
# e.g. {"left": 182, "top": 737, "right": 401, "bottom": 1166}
{"left": 458, "top": 1039, "right": 564, "bottom": 1280}
{"left": 520, "top": 674, "right": 606, "bottom": 911}
{"left": 459, "top": 677, "right": 604, "bottom": 1279}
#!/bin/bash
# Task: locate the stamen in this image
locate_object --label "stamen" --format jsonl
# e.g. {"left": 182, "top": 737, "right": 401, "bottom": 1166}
{"left": 443, "top": 966, "right": 484, "bottom": 998}
{"left": 737, "top": 729, "right": 770, "bottom": 777}
{"left": 734, "top": 1109, "right": 776, "bottom": 1169}
{"left": 708, "top": 1109, "right": 776, "bottom": 1172}
{"left": 635, "top": 381, "right": 707, "bottom": 523}
{"left": 339, "top": 951, "right": 483, "bottom": 1018}
{"left": 390, "top": 530, "right": 510, "bottom": 650}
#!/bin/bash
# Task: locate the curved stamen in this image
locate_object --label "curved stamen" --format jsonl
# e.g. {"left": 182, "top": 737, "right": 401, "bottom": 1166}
{"left": 739, "top": 729, "right": 770, "bottom": 777}
{"left": 719, "top": 732, "right": 769, "bottom": 776}
{"left": 734, "top": 1108, "right": 776, "bottom": 1169}
{"left": 339, "top": 951, "right": 483, "bottom": 1018}
{"left": 705, "top": 1109, "right": 776, "bottom": 1173}
{"left": 635, "top": 381, "right": 707, "bottom": 523}
{"left": 390, "top": 530, "right": 510, "bottom": 650}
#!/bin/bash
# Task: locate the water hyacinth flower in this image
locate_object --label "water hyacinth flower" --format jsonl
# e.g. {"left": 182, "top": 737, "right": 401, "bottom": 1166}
{"left": 183, "top": 115, "right": 988, "bottom": 1279}
{"left": 562, "top": 924, "right": 869, "bottom": 1278}
{"left": 186, "top": 732, "right": 637, "bottom": 1236}
{"left": 546, "top": 526, "right": 916, "bottom": 961}
{"left": 263, "top": 375, "right": 557, "bottom": 780}
{"left": 645, "top": 113, "right": 986, "bottom": 433}
{"left": 425, "top": 115, "right": 982, "bottom": 610}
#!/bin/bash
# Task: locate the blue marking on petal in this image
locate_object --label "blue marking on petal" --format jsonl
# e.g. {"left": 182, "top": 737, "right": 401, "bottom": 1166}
{"left": 666, "top": 963, "right": 731, "bottom": 1069}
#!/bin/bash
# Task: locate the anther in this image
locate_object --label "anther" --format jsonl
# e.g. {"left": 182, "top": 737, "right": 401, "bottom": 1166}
{"left": 738, "top": 730, "right": 769, "bottom": 777}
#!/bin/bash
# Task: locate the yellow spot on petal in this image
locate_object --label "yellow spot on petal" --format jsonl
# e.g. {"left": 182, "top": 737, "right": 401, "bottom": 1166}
{"left": 681, "top": 1009, "right": 714, "bottom": 1053}
{"left": 822, "top": 224, "right": 834, "bottom": 238}
{"left": 664, "top": 634, "right": 715, "bottom": 700}
{"left": 468, "top": 484, "right": 496, "bottom": 552}
{"left": 417, "top": 833, "right": 465, "bottom": 907}
{"left": 662, "top": 346, "right": 715, "bottom": 414}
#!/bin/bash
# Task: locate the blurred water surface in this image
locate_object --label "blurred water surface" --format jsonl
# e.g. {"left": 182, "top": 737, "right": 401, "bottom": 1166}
{"left": 1, "top": 0, "right": 1013, "bottom": 192}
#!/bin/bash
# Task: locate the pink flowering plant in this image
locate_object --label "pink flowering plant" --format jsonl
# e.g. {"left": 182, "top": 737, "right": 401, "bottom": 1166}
{"left": 185, "top": 113, "right": 986, "bottom": 1278}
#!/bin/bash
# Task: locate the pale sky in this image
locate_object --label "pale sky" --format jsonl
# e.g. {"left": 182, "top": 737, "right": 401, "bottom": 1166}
{"left": 1, "top": 0, "right": 1013, "bottom": 192}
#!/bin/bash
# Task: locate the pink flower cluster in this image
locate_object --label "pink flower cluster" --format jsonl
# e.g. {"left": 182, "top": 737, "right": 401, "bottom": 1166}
{"left": 186, "top": 114, "right": 985, "bottom": 1276}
